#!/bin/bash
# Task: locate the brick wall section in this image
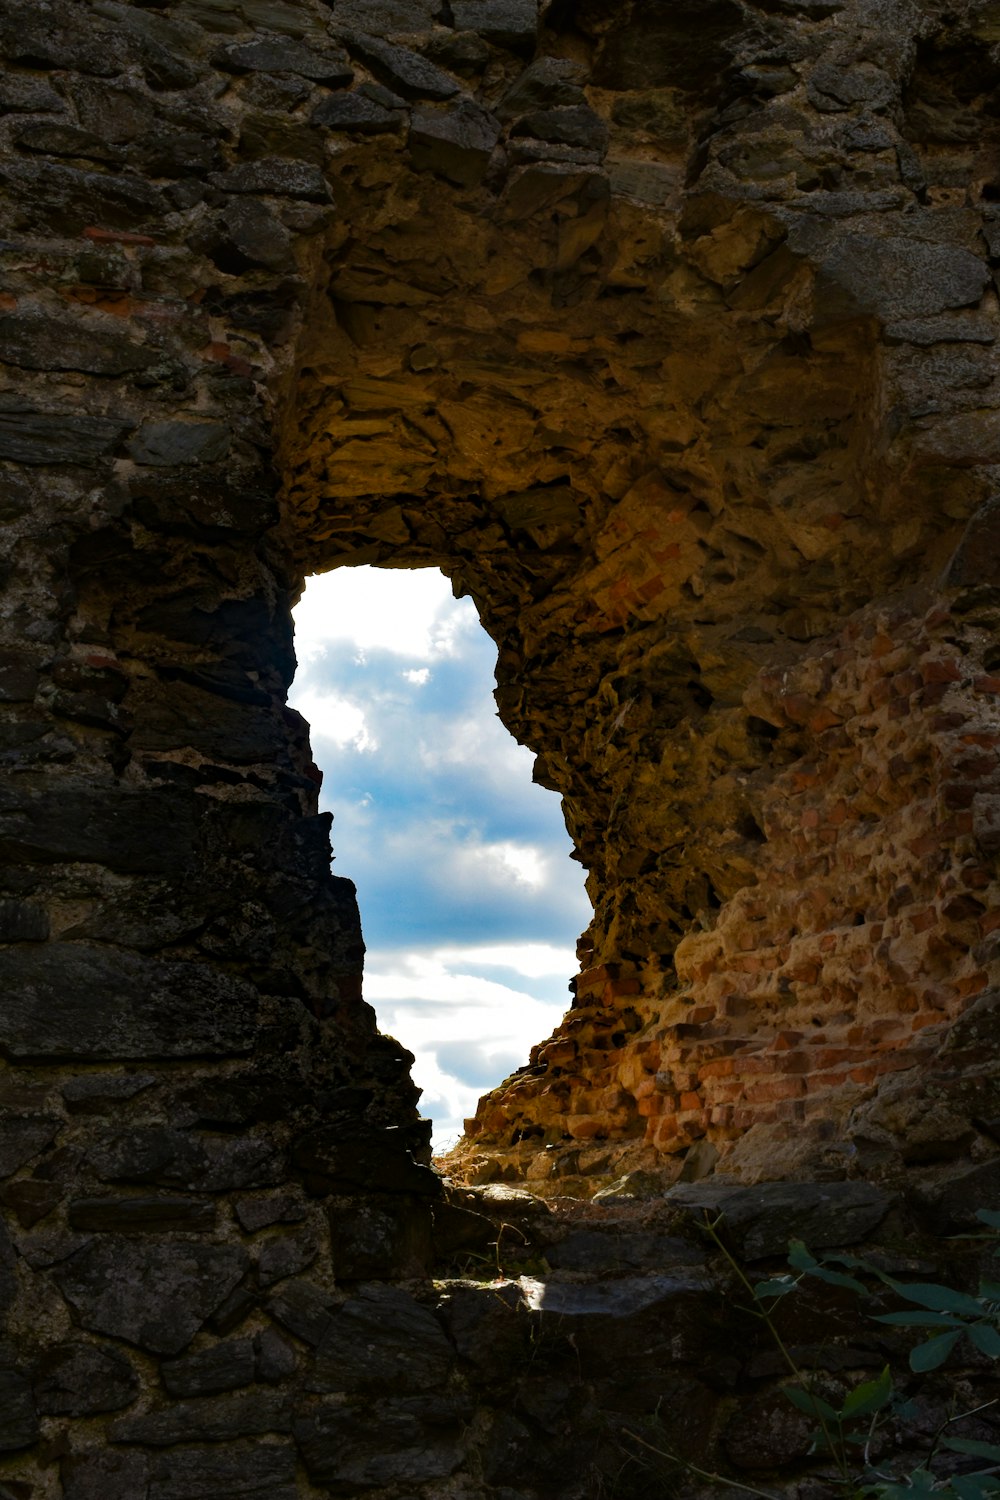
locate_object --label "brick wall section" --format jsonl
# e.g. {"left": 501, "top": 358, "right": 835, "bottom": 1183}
{"left": 463, "top": 593, "right": 1000, "bottom": 1184}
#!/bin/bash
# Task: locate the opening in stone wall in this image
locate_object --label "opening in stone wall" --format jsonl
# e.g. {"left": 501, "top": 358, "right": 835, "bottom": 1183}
{"left": 289, "top": 564, "right": 591, "bottom": 1151}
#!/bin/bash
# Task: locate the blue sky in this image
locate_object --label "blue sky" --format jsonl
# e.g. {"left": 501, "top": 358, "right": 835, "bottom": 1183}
{"left": 289, "top": 566, "right": 591, "bottom": 1148}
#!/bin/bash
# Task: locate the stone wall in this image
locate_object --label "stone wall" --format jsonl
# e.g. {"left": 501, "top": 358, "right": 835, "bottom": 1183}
{"left": 1, "top": 0, "right": 1000, "bottom": 1492}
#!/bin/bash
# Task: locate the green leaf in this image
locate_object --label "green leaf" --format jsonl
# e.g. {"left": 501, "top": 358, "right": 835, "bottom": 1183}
{"left": 808, "top": 1264, "right": 871, "bottom": 1294}
{"left": 950, "top": 1475, "right": 1000, "bottom": 1500}
{"left": 788, "top": 1240, "right": 819, "bottom": 1271}
{"left": 943, "top": 1438, "right": 1000, "bottom": 1462}
{"left": 842, "top": 1366, "right": 893, "bottom": 1419}
{"left": 753, "top": 1276, "right": 798, "bottom": 1300}
{"left": 874, "top": 1310, "right": 964, "bottom": 1328}
{"left": 889, "top": 1281, "right": 986, "bottom": 1317}
{"left": 781, "top": 1384, "right": 840, "bottom": 1423}
{"left": 968, "top": 1322, "right": 1000, "bottom": 1358}
{"left": 909, "top": 1329, "right": 961, "bottom": 1371}
{"left": 978, "top": 1281, "right": 1000, "bottom": 1301}
{"left": 976, "top": 1209, "right": 1000, "bottom": 1229}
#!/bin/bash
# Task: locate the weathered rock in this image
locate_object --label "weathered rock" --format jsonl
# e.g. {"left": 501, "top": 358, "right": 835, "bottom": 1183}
{"left": 109, "top": 1391, "right": 291, "bottom": 1444}
{"left": 127, "top": 422, "right": 232, "bottom": 467}
{"left": 52, "top": 1237, "right": 248, "bottom": 1355}
{"left": 0, "top": 1115, "right": 61, "bottom": 1176}
{"left": 0, "top": 1366, "right": 38, "bottom": 1451}
{"left": 32, "top": 1342, "right": 139, "bottom": 1416}
{"left": 0, "top": 400, "right": 131, "bottom": 465}
{"left": 408, "top": 100, "right": 501, "bottom": 185}
{"left": 664, "top": 1182, "right": 893, "bottom": 1259}
{"left": 161, "top": 1338, "right": 256, "bottom": 1398}
{"left": 266, "top": 1278, "right": 338, "bottom": 1347}
{"left": 147, "top": 1443, "right": 297, "bottom": 1500}
{"left": 211, "top": 158, "right": 332, "bottom": 201}
{"left": 68, "top": 1197, "right": 217, "bottom": 1233}
{"left": 311, "top": 88, "right": 407, "bottom": 133}
{"left": 294, "top": 1397, "right": 463, "bottom": 1487}
{"left": 309, "top": 1282, "right": 454, "bottom": 1392}
{"left": 0, "top": 945, "right": 259, "bottom": 1061}
{"left": 339, "top": 33, "right": 461, "bottom": 100}
{"left": 60, "top": 1450, "right": 150, "bottom": 1500}
{"left": 0, "top": 314, "right": 154, "bottom": 376}
{"left": 451, "top": 0, "right": 537, "bottom": 51}
{"left": 215, "top": 38, "right": 354, "bottom": 84}
{"left": 293, "top": 1126, "right": 442, "bottom": 1196}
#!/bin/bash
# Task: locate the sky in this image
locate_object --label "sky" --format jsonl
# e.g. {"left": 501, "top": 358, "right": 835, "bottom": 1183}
{"left": 289, "top": 565, "right": 591, "bottom": 1150}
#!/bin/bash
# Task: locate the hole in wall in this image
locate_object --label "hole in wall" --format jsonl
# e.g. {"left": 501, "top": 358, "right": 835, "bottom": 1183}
{"left": 289, "top": 564, "right": 591, "bottom": 1152}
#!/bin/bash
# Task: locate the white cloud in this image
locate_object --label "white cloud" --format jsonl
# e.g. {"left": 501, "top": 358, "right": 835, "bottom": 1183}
{"left": 294, "top": 566, "right": 476, "bottom": 662}
{"left": 366, "top": 944, "right": 577, "bottom": 1151}
{"left": 290, "top": 687, "right": 377, "bottom": 752}
{"left": 289, "top": 566, "right": 591, "bottom": 1151}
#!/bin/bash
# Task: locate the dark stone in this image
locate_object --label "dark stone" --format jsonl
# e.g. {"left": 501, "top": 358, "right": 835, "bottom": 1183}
{"left": 147, "top": 1443, "right": 297, "bottom": 1500}
{"left": 0, "top": 399, "right": 130, "bottom": 465}
{"left": 332, "top": 0, "right": 443, "bottom": 28}
{"left": 327, "top": 1193, "right": 433, "bottom": 1278}
{"left": 256, "top": 1228, "right": 319, "bottom": 1288}
{"left": 128, "top": 469, "right": 276, "bottom": 537}
{"left": 0, "top": 77, "right": 64, "bottom": 112}
{"left": 340, "top": 33, "right": 460, "bottom": 101}
{"left": 161, "top": 1338, "right": 256, "bottom": 1398}
{"left": 0, "top": 1217, "right": 16, "bottom": 1318}
{"left": 62, "top": 1073, "right": 157, "bottom": 1113}
{"left": 0, "top": 944, "right": 259, "bottom": 1061}
{"left": 0, "top": 653, "right": 39, "bottom": 704}
{"left": 127, "top": 422, "right": 232, "bottom": 467}
{"left": 0, "top": 4, "right": 126, "bottom": 75}
{"left": 496, "top": 57, "right": 586, "bottom": 120}
{"left": 11, "top": 121, "right": 116, "bottom": 161}
{"left": 911, "top": 1159, "right": 1000, "bottom": 1233}
{"left": 292, "top": 1125, "right": 442, "bottom": 1197}
{"left": 808, "top": 61, "right": 893, "bottom": 112}
{"left": 664, "top": 1181, "right": 892, "bottom": 1259}
{"left": 408, "top": 100, "right": 500, "bottom": 186}
{"left": 512, "top": 106, "right": 609, "bottom": 152}
{"left": 435, "top": 1281, "right": 528, "bottom": 1374}
{"left": 546, "top": 1229, "right": 705, "bottom": 1274}
{"left": 724, "top": 1389, "right": 813, "bottom": 1469}
{"left": 310, "top": 1282, "right": 453, "bottom": 1394}
{"left": 424, "top": 30, "right": 491, "bottom": 75}
{"left": 815, "top": 236, "right": 990, "bottom": 321}
{"left": 61, "top": 1450, "right": 149, "bottom": 1500}
{"left": 0, "top": 1367, "right": 38, "bottom": 1452}
{"left": 200, "top": 200, "right": 292, "bottom": 273}
{"left": 0, "top": 1115, "right": 61, "bottom": 1177}
{"left": 592, "top": 0, "right": 746, "bottom": 97}
{"left": 110, "top": 1391, "right": 291, "bottom": 1445}
{"left": 208, "top": 1282, "right": 258, "bottom": 1337}
{"left": 234, "top": 1191, "right": 308, "bottom": 1232}
{"left": 32, "top": 1342, "right": 139, "bottom": 1416}
{"left": 265, "top": 1278, "right": 338, "bottom": 1346}
{"left": 0, "top": 160, "right": 167, "bottom": 235}
{"left": 215, "top": 38, "right": 353, "bottom": 85}
{"left": 68, "top": 1197, "right": 216, "bottom": 1234}
{"left": 0, "top": 1179, "right": 63, "bottom": 1229}
{"left": 255, "top": 1328, "right": 297, "bottom": 1382}
{"left": 52, "top": 1237, "right": 249, "bottom": 1355}
{"left": 211, "top": 158, "right": 332, "bottom": 201}
{"left": 943, "top": 496, "right": 1000, "bottom": 589}
{"left": 0, "top": 783, "right": 195, "bottom": 873}
{"left": 450, "top": 0, "right": 538, "bottom": 51}
{"left": 310, "top": 90, "right": 407, "bottom": 134}
{"left": 886, "top": 315, "right": 996, "bottom": 345}
{"left": 294, "top": 1398, "right": 463, "bottom": 1487}
{"left": 0, "top": 894, "right": 48, "bottom": 942}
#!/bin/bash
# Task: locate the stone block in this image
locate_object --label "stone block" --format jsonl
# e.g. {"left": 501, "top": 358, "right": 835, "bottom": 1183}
{"left": 109, "top": 1391, "right": 291, "bottom": 1445}
{"left": 0, "top": 313, "right": 154, "bottom": 376}
{"left": 147, "top": 1443, "right": 297, "bottom": 1500}
{"left": 68, "top": 1197, "right": 217, "bottom": 1234}
{"left": 311, "top": 89, "right": 407, "bottom": 133}
{"left": 0, "top": 1115, "right": 61, "bottom": 1176}
{"left": 52, "top": 1237, "right": 249, "bottom": 1355}
{"left": 408, "top": 100, "right": 500, "bottom": 186}
{"left": 0, "top": 399, "right": 130, "bottom": 465}
{"left": 214, "top": 38, "right": 353, "bottom": 84}
{"left": 664, "top": 1180, "right": 893, "bottom": 1259}
{"left": 339, "top": 32, "right": 460, "bottom": 100}
{"left": 309, "top": 1282, "right": 454, "bottom": 1394}
{"left": 294, "top": 1397, "right": 463, "bottom": 1487}
{"left": 32, "top": 1341, "right": 139, "bottom": 1416}
{"left": 127, "top": 421, "right": 232, "bottom": 467}
{"left": 451, "top": 0, "right": 537, "bottom": 51}
{"left": 0, "top": 944, "right": 259, "bottom": 1061}
{"left": 61, "top": 1450, "right": 149, "bottom": 1500}
{"left": 161, "top": 1338, "right": 256, "bottom": 1398}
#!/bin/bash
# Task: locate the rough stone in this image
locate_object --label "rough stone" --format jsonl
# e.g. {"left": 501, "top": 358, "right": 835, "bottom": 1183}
{"left": 215, "top": 38, "right": 354, "bottom": 84}
{"left": 408, "top": 100, "right": 501, "bottom": 185}
{"left": 60, "top": 1450, "right": 150, "bottom": 1500}
{"left": 68, "top": 1197, "right": 217, "bottom": 1233}
{"left": 211, "top": 158, "right": 333, "bottom": 201}
{"left": 311, "top": 89, "right": 407, "bottom": 133}
{"left": 52, "top": 1238, "right": 249, "bottom": 1355}
{"left": 161, "top": 1338, "right": 256, "bottom": 1398}
{"left": 294, "top": 1398, "right": 463, "bottom": 1487}
{"left": 339, "top": 33, "right": 461, "bottom": 100}
{"left": 309, "top": 1282, "right": 454, "bottom": 1393}
{"left": 0, "top": 401, "right": 131, "bottom": 465}
{"left": 109, "top": 1391, "right": 291, "bottom": 1445}
{"left": 32, "top": 1342, "right": 140, "bottom": 1416}
{"left": 127, "top": 422, "right": 232, "bottom": 467}
{"left": 0, "top": 945, "right": 259, "bottom": 1061}
{"left": 147, "top": 1443, "right": 297, "bottom": 1500}
{"left": 664, "top": 1182, "right": 893, "bottom": 1259}
{"left": 0, "top": 1367, "right": 38, "bottom": 1451}
{"left": 0, "top": 1115, "right": 61, "bottom": 1176}
{"left": 450, "top": 0, "right": 537, "bottom": 51}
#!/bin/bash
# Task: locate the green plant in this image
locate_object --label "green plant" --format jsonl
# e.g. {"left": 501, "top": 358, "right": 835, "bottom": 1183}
{"left": 624, "top": 1208, "right": 1000, "bottom": 1500}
